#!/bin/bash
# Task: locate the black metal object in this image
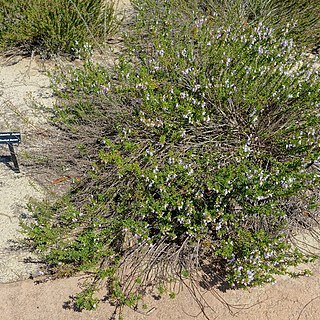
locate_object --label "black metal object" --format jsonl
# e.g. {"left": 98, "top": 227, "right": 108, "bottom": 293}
{"left": 0, "top": 132, "right": 21, "bottom": 144}
{"left": 0, "top": 132, "right": 21, "bottom": 172}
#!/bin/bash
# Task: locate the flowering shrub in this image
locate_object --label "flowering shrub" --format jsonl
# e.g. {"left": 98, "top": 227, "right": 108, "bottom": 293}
{"left": 23, "top": 0, "right": 320, "bottom": 312}
{"left": 201, "top": 0, "right": 320, "bottom": 50}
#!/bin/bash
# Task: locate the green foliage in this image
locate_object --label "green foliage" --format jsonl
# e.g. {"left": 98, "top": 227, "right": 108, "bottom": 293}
{"left": 22, "top": 0, "right": 320, "bottom": 313}
{"left": 0, "top": 0, "right": 118, "bottom": 56}
{"left": 202, "top": 0, "right": 320, "bottom": 50}
{"left": 48, "top": 59, "right": 114, "bottom": 123}
{"left": 74, "top": 285, "right": 99, "bottom": 311}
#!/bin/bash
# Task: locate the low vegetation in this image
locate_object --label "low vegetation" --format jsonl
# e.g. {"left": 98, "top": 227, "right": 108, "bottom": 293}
{"left": 202, "top": 0, "right": 320, "bottom": 50}
{"left": 0, "top": 0, "right": 118, "bottom": 57}
{"left": 16, "top": 0, "right": 320, "bottom": 316}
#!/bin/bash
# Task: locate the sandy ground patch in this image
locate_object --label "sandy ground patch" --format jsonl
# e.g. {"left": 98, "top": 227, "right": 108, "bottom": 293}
{"left": 0, "top": 55, "right": 55, "bottom": 283}
{"left": 0, "top": 263, "right": 319, "bottom": 320}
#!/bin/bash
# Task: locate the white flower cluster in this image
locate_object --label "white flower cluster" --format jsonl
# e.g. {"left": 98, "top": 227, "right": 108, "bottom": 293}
{"left": 139, "top": 111, "right": 164, "bottom": 128}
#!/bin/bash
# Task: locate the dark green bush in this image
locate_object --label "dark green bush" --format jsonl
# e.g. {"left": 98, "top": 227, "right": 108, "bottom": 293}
{"left": 0, "top": 0, "right": 117, "bottom": 56}
{"left": 22, "top": 0, "right": 320, "bottom": 313}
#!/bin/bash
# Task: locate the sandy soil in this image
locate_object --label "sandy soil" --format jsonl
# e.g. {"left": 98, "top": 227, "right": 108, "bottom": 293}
{"left": 0, "top": 55, "right": 54, "bottom": 283}
{"left": 0, "top": 263, "right": 319, "bottom": 320}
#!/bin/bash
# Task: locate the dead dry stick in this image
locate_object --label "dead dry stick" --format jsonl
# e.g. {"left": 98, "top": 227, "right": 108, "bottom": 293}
{"left": 146, "top": 307, "right": 156, "bottom": 315}
{"left": 25, "top": 50, "right": 35, "bottom": 79}
{"left": 297, "top": 296, "right": 320, "bottom": 320}
{"left": 0, "top": 213, "right": 13, "bottom": 223}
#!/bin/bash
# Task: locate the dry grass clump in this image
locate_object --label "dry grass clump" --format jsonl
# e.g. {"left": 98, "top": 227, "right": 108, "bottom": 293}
{"left": 0, "top": 0, "right": 118, "bottom": 57}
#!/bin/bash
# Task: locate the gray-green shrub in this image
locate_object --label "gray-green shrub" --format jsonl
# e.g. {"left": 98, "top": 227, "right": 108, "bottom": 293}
{"left": 23, "top": 0, "right": 320, "bottom": 312}
{"left": 201, "top": 0, "right": 320, "bottom": 50}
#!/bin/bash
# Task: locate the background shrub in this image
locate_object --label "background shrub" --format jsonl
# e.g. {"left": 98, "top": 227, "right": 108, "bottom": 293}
{"left": 22, "top": 0, "right": 320, "bottom": 313}
{"left": 0, "top": 0, "right": 118, "bottom": 57}
{"left": 201, "top": 0, "right": 320, "bottom": 51}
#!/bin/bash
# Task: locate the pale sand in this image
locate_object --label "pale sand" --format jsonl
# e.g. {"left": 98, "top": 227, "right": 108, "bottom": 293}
{"left": 0, "top": 264, "right": 319, "bottom": 320}
{"left": 0, "top": 55, "right": 54, "bottom": 283}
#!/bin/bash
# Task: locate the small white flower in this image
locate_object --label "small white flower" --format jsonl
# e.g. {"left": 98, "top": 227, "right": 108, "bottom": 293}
{"left": 157, "top": 49, "right": 165, "bottom": 57}
{"left": 181, "top": 48, "right": 187, "bottom": 57}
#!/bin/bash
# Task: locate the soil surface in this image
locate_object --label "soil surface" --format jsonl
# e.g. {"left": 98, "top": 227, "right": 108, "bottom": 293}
{"left": 0, "top": 264, "right": 319, "bottom": 320}
{"left": 0, "top": 55, "right": 52, "bottom": 283}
